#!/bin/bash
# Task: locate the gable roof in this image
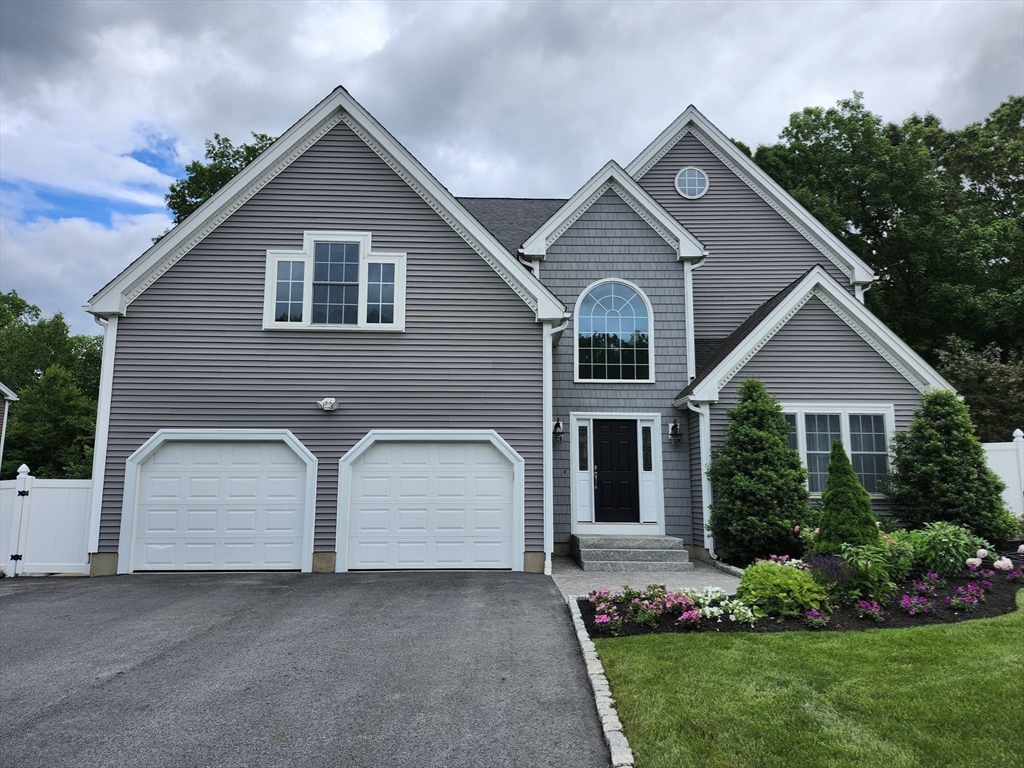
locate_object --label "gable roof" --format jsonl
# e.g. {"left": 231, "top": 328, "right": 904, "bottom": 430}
{"left": 88, "top": 87, "right": 566, "bottom": 322}
{"left": 520, "top": 160, "right": 708, "bottom": 261}
{"left": 673, "top": 266, "right": 953, "bottom": 405}
{"left": 627, "top": 106, "right": 876, "bottom": 287}
{"left": 0, "top": 382, "right": 18, "bottom": 402}
{"left": 458, "top": 198, "right": 566, "bottom": 257}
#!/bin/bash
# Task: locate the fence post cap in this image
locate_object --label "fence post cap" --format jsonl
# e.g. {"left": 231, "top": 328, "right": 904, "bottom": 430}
{"left": 17, "top": 464, "right": 30, "bottom": 477}
{"left": 1013, "top": 428, "right": 1023, "bottom": 440}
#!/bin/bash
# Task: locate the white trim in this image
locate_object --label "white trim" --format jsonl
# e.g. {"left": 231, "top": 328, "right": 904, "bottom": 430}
{"left": 335, "top": 429, "right": 526, "bottom": 573}
{"left": 116, "top": 429, "right": 318, "bottom": 574}
{"left": 568, "top": 412, "right": 665, "bottom": 535}
{"left": 781, "top": 403, "right": 896, "bottom": 497}
{"left": 544, "top": 319, "right": 568, "bottom": 575}
{"left": 573, "top": 278, "right": 656, "bottom": 384}
{"left": 521, "top": 160, "right": 707, "bottom": 262}
{"left": 87, "top": 315, "right": 117, "bottom": 553}
{"left": 673, "top": 265, "right": 954, "bottom": 406}
{"left": 88, "top": 87, "right": 565, "bottom": 323}
{"left": 675, "top": 166, "right": 709, "bottom": 199}
{"left": 683, "top": 401, "right": 714, "bottom": 551}
{"left": 626, "top": 106, "right": 876, "bottom": 288}
{"left": 262, "top": 231, "right": 407, "bottom": 331}
{"left": 0, "top": 382, "right": 17, "bottom": 401}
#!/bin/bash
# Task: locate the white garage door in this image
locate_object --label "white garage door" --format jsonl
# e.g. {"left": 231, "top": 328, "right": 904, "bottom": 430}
{"left": 349, "top": 441, "right": 514, "bottom": 569}
{"left": 133, "top": 441, "right": 308, "bottom": 570}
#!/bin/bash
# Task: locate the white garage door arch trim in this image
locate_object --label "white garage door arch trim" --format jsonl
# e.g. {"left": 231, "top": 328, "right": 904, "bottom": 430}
{"left": 117, "top": 429, "right": 318, "bottom": 574}
{"left": 336, "top": 429, "right": 525, "bottom": 572}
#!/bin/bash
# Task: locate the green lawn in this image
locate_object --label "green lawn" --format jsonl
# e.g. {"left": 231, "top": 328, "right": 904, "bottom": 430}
{"left": 594, "top": 590, "right": 1022, "bottom": 768}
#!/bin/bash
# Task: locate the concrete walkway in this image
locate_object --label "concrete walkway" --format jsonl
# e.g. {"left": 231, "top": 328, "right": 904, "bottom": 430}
{"left": 550, "top": 556, "right": 741, "bottom": 599}
{"left": 0, "top": 571, "right": 608, "bottom": 768}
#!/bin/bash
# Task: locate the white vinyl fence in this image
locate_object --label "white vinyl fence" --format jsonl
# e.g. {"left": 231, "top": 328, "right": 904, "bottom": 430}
{"left": 1, "top": 465, "right": 91, "bottom": 577}
{"left": 983, "top": 429, "right": 1024, "bottom": 518}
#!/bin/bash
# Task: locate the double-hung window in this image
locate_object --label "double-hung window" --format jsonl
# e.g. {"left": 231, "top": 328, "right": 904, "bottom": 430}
{"left": 782, "top": 404, "right": 893, "bottom": 494}
{"left": 264, "top": 231, "right": 406, "bottom": 330}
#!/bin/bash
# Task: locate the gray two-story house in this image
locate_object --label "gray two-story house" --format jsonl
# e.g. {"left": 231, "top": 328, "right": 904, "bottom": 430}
{"left": 84, "top": 87, "right": 950, "bottom": 576}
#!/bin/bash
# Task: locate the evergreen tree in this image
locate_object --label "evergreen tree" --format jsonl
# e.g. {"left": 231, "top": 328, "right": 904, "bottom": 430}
{"left": 813, "top": 440, "right": 880, "bottom": 555}
{"left": 707, "top": 379, "right": 810, "bottom": 565}
{"left": 885, "top": 390, "right": 1018, "bottom": 542}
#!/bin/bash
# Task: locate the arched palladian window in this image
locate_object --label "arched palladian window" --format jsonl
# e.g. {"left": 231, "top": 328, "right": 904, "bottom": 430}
{"left": 576, "top": 280, "right": 653, "bottom": 382}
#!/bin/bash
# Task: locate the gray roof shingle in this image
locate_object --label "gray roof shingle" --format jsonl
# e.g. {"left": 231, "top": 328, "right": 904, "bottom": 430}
{"left": 458, "top": 197, "right": 567, "bottom": 256}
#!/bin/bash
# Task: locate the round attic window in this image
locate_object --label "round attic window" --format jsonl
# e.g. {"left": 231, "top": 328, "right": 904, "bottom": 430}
{"left": 675, "top": 167, "right": 709, "bottom": 199}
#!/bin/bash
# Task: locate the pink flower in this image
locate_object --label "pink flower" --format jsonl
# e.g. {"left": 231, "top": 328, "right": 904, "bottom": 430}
{"left": 794, "top": 525, "right": 800, "bottom": 532}
{"left": 595, "top": 614, "right": 610, "bottom": 624}
{"left": 966, "top": 557, "right": 982, "bottom": 569}
{"left": 976, "top": 549, "right": 988, "bottom": 559}
{"left": 1018, "top": 544, "right": 1024, "bottom": 554}
{"left": 993, "top": 557, "right": 1013, "bottom": 571}
{"left": 814, "top": 528, "right": 820, "bottom": 534}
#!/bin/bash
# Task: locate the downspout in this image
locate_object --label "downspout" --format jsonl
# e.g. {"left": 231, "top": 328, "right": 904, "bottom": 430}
{"left": 87, "top": 314, "right": 118, "bottom": 554}
{"left": 542, "top": 317, "right": 569, "bottom": 576}
{"left": 0, "top": 399, "right": 11, "bottom": 476}
{"left": 684, "top": 398, "right": 716, "bottom": 559}
{"left": 682, "top": 253, "right": 706, "bottom": 383}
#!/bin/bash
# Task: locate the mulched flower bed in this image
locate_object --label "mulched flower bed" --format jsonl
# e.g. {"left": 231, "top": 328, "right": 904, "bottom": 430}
{"left": 578, "top": 570, "right": 1022, "bottom": 637}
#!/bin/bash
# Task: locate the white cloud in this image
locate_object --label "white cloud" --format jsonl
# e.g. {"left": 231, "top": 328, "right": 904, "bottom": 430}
{"left": 0, "top": 212, "right": 172, "bottom": 335}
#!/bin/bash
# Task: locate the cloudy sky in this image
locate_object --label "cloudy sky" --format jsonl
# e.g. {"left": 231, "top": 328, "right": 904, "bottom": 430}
{"left": 1, "top": 0, "right": 1021, "bottom": 335}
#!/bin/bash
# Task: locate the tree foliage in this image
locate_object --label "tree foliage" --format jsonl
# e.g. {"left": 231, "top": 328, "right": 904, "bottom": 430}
{"left": 0, "top": 291, "right": 100, "bottom": 479}
{"left": 885, "top": 390, "right": 1018, "bottom": 543}
{"left": 936, "top": 337, "right": 1024, "bottom": 443}
{"left": 707, "top": 379, "right": 809, "bottom": 565}
{"left": 753, "top": 93, "right": 1023, "bottom": 363}
{"left": 813, "top": 440, "right": 879, "bottom": 555}
{"left": 165, "top": 132, "right": 276, "bottom": 223}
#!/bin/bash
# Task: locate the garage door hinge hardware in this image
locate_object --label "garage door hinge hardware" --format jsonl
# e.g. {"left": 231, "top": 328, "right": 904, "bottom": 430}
{"left": 10, "top": 554, "right": 22, "bottom": 561}
{"left": 17, "top": 490, "right": 29, "bottom": 497}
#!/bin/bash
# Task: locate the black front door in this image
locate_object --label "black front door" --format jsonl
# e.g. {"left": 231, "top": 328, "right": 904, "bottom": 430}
{"left": 593, "top": 419, "right": 640, "bottom": 523}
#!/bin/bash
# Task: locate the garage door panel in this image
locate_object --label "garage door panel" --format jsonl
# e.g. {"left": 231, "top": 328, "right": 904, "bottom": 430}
{"left": 134, "top": 440, "right": 307, "bottom": 571}
{"left": 349, "top": 440, "right": 514, "bottom": 569}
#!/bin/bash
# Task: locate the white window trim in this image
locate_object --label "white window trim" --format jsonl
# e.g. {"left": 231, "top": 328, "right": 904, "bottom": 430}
{"left": 568, "top": 412, "right": 665, "bottom": 535}
{"left": 573, "top": 278, "right": 656, "bottom": 384}
{"left": 263, "top": 230, "right": 407, "bottom": 331}
{"left": 781, "top": 403, "right": 895, "bottom": 497}
{"left": 675, "top": 166, "right": 709, "bottom": 199}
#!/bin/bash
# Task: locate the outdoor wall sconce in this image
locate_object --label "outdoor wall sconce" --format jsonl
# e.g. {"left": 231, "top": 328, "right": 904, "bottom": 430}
{"left": 316, "top": 397, "right": 339, "bottom": 411}
{"left": 670, "top": 419, "right": 682, "bottom": 445}
{"left": 553, "top": 419, "right": 564, "bottom": 444}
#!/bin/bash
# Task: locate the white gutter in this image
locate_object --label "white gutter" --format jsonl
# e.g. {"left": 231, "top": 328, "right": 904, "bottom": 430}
{"left": 87, "top": 314, "right": 118, "bottom": 553}
{"left": 684, "top": 398, "right": 716, "bottom": 558}
{"left": 542, "top": 317, "right": 570, "bottom": 575}
{"left": 682, "top": 253, "right": 706, "bottom": 383}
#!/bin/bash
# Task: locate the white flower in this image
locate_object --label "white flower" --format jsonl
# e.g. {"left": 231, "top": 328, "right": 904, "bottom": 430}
{"left": 993, "top": 557, "right": 1013, "bottom": 571}
{"left": 1018, "top": 544, "right": 1024, "bottom": 554}
{"left": 976, "top": 549, "right": 988, "bottom": 559}
{"left": 966, "top": 557, "right": 982, "bottom": 568}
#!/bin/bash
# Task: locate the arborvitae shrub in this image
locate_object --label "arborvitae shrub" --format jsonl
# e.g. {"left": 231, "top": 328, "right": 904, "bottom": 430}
{"left": 813, "top": 440, "right": 880, "bottom": 555}
{"left": 707, "top": 379, "right": 809, "bottom": 565}
{"left": 884, "top": 390, "right": 1018, "bottom": 543}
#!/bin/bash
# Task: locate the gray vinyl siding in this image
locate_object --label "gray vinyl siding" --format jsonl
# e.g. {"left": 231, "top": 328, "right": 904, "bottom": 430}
{"left": 100, "top": 120, "right": 544, "bottom": 555}
{"left": 708, "top": 296, "right": 922, "bottom": 511}
{"left": 543, "top": 190, "right": 692, "bottom": 543}
{"left": 687, "top": 409, "right": 705, "bottom": 544}
{"left": 637, "top": 134, "right": 851, "bottom": 338}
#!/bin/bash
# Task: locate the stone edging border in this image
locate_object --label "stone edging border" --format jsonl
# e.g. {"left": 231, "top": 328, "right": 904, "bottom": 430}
{"left": 711, "top": 560, "right": 745, "bottom": 578}
{"left": 566, "top": 595, "right": 635, "bottom": 767}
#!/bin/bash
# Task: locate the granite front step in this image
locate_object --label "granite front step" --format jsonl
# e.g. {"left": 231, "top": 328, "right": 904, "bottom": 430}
{"left": 577, "top": 560, "right": 695, "bottom": 572}
{"left": 571, "top": 535, "right": 688, "bottom": 550}
{"left": 579, "top": 548, "right": 691, "bottom": 563}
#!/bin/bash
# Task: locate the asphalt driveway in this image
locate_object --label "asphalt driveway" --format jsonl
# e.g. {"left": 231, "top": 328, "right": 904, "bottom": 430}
{"left": 0, "top": 571, "right": 609, "bottom": 768}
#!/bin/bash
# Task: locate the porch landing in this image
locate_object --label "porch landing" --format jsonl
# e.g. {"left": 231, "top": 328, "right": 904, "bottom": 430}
{"left": 550, "top": 555, "right": 740, "bottom": 600}
{"left": 570, "top": 534, "right": 695, "bottom": 572}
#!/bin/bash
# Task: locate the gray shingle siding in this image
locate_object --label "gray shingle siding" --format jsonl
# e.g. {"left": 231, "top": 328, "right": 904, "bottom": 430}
{"left": 100, "top": 120, "right": 544, "bottom": 555}
{"left": 708, "top": 296, "right": 922, "bottom": 511}
{"left": 687, "top": 410, "right": 705, "bottom": 544}
{"left": 636, "top": 133, "right": 852, "bottom": 338}
{"left": 542, "top": 190, "right": 693, "bottom": 543}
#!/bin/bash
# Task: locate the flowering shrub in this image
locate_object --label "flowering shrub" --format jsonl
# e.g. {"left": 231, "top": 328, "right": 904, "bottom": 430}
{"left": 910, "top": 572, "right": 944, "bottom": 598}
{"left": 945, "top": 582, "right": 988, "bottom": 612}
{"left": 856, "top": 600, "right": 887, "bottom": 621}
{"left": 899, "top": 594, "right": 936, "bottom": 615}
{"left": 909, "top": 522, "right": 992, "bottom": 577}
{"left": 1008, "top": 568, "right": 1024, "bottom": 583}
{"left": 803, "top": 609, "right": 830, "bottom": 629}
{"left": 756, "top": 554, "right": 809, "bottom": 570}
{"left": 585, "top": 584, "right": 756, "bottom": 634}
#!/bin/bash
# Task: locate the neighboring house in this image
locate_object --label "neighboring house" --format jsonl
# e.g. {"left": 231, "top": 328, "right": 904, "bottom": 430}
{"left": 0, "top": 381, "right": 18, "bottom": 477}
{"left": 84, "top": 87, "right": 951, "bottom": 577}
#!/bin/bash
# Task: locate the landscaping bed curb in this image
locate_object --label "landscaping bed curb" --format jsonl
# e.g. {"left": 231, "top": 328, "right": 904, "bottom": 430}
{"left": 566, "top": 594, "right": 635, "bottom": 768}
{"left": 711, "top": 560, "right": 744, "bottom": 578}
